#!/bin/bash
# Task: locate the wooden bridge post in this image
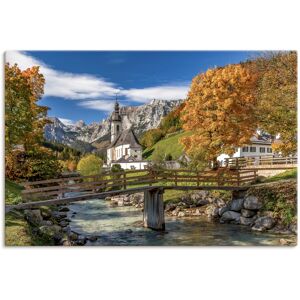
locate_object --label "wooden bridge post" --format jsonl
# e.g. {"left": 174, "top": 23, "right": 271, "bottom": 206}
{"left": 123, "top": 172, "right": 127, "bottom": 190}
{"left": 143, "top": 188, "right": 165, "bottom": 231}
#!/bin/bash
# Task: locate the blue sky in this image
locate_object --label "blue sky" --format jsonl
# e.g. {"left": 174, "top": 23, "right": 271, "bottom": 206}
{"left": 6, "top": 51, "right": 260, "bottom": 125}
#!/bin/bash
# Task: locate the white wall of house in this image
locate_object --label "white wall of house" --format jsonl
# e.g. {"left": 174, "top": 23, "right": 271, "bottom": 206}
{"left": 111, "top": 161, "right": 149, "bottom": 170}
{"left": 217, "top": 144, "right": 273, "bottom": 163}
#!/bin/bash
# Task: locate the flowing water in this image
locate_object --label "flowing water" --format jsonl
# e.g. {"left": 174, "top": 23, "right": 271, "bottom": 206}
{"left": 67, "top": 198, "right": 293, "bottom": 246}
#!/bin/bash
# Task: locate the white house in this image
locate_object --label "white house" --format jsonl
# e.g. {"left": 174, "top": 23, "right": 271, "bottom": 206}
{"left": 217, "top": 134, "right": 273, "bottom": 163}
{"left": 106, "top": 101, "right": 149, "bottom": 170}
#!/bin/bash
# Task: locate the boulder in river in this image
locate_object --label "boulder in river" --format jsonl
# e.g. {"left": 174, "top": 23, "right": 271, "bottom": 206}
{"left": 218, "top": 206, "right": 230, "bottom": 216}
{"left": 244, "top": 196, "right": 262, "bottom": 210}
{"left": 230, "top": 199, "right": 244, "bottom": 212}
{"left": 220, "top": 211, "right": 241, "bottom": 224}
{"left": 24, "top": 209, "right": 43, "bottom": 226}
{"left": 39, "top": 224, "right": 63, "bottom": 240}
{"left": 241, "top": 209, "right": 256, "bottom": 218}
{"left": 240, "top": 216, "right": 256, "bottom": 226}
{"left": 252, "top": 216, "right": 276, "bottom": 231}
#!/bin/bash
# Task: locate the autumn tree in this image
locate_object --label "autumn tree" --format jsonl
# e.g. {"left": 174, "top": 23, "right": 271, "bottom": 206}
{"left": 253, "top": 51, "right": 297, "bottom": 155}
{"left": 180, "top": 64, "right": 258, "bottom": 166}
{"left": 5, "top": 64, "right": 32, "bottom": 151}
{"left": 22, "top": 66, "right": 48, "bottom": 152}
{"left": 5, "top": 63, "right": 61, "bottom": 180}
{"left": 5, "top": 63, "right": 48, "bottom": 151}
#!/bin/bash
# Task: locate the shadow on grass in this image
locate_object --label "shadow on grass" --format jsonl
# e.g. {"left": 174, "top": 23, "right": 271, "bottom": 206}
{"left": 142, "top": 148, "right": 154, "bottom": 159}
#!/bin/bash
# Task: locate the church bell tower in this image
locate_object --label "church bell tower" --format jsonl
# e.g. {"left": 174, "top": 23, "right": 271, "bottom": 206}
{"left": 111, "top": 100, "right": 122, "bottom": 142}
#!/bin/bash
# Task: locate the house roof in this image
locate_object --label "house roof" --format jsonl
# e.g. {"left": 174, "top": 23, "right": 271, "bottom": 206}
{"left": 108, "top": 128, "right": 142, "bottom": 148}
{"left": 249, "top": 134, "right": 272, "bottom": 145}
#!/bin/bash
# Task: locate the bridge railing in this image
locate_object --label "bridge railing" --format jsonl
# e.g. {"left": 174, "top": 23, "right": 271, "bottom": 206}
{"left": 20, "top": 168, "right": 258, "bottom": 202}
{"left": 224, "top": 156, "right": 297, "bottom": 168}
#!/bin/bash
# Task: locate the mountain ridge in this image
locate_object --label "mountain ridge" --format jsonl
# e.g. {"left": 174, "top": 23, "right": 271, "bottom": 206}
{"left": 44, "top": 99, "right": 183, "bottom": 152}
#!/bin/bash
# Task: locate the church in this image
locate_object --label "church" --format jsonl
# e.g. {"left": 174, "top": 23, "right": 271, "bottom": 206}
{"left": 106, "top": 101, "right": 149, "bottom": 170}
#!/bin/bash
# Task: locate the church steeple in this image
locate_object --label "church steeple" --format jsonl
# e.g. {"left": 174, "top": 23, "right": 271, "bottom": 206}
{"left": 111, "top": 98, "right": 122, "bottom": 142}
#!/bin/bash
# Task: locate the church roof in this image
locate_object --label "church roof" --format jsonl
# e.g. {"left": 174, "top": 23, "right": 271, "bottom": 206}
{"left": 109, "top": 128, "right": 142, "bottom": 148}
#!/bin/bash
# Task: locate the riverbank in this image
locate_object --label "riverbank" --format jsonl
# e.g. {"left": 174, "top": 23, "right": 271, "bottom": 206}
{"left": 5, "top": 169, "right": 297, "bottom": 246}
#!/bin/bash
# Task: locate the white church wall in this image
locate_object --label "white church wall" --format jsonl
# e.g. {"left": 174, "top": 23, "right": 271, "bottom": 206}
{"left": 115, "top": 144, "right": 131, "bottom": 160}
{"left": 112, "top": 161, "right": 149, "bottom": 170}
{"left": 129, "top": 147, "right": 142, "bottom": 160}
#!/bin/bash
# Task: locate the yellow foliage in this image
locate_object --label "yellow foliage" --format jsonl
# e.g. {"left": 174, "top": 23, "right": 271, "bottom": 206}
{"left": 180, "top": 64, "right": 258, "bottom": 161}
{"left": 253, "top": 51, "right": 297, "bottom": 155}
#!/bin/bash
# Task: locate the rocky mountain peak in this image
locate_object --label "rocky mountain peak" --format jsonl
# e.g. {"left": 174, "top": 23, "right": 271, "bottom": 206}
{"left": 74, "top": 120, "right": 86, "bottom": 128}
{"left": 44, "top": 99, "right": 183, "bottom": 151}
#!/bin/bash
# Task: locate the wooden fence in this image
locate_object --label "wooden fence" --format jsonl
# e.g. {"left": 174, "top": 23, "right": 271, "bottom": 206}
{"left": 20, "top": 168, "right": 258, "bottom": 202}
{"left": 224, "top": 156, "right": 297, "bottom": 168}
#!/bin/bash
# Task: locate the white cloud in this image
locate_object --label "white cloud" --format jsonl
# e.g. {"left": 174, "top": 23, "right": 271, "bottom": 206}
{"left": 58, "top": 118, "right": 76, "bottom": 126}
{"left": 121, "top": 85, "right": 189, "bottom": 103}
{"left": 5, "top": 51, "right": 118, "bottom": 100}
{"left": 5, "top": 51, "right": 190, "bottom": 112}
{"left": 78, "top": 100, "right": 115, "bottom": 112}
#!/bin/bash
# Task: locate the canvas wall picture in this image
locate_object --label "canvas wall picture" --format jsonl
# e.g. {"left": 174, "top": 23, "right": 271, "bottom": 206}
{"left": 4, "top": 51, "right": 297, "bottom": 246}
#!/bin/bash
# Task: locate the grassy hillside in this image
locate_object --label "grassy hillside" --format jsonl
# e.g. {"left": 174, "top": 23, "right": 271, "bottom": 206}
{"left": 143, "top": 131, "right": 192, "bottom": 160}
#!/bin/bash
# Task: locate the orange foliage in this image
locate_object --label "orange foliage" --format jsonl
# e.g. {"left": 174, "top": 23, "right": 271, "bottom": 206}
{"left": 180, "top": 64, "right": 258, "bottom": 161}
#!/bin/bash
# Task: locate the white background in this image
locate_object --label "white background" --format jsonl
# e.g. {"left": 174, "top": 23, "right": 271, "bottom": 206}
{"left": 0, "top": 1, "right": 299, "bottom": 299}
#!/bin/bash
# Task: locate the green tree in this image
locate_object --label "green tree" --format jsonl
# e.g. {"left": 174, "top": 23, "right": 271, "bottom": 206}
{"left": 140, "top": 128, "right": 164, "bottom": 148}
{"left": 77, "top": 154, "right": 103, "bottom": 176}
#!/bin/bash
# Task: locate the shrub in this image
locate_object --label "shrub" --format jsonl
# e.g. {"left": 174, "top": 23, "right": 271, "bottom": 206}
{"left": 111, "top": 164, "right": 123, "bottom": 173}
{"left": 165, "top": 153, "right": 173, "bottom": 161}
{"left": 111, "top": 164, "right": 124, "bottom": 190}
{"left": 77, "top": 154, "right": 103, "bottom": 177}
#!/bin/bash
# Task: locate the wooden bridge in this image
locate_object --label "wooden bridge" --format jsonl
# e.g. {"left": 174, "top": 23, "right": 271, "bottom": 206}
{"left": 6, "top": 168, "right": 258, "bottom": 230}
